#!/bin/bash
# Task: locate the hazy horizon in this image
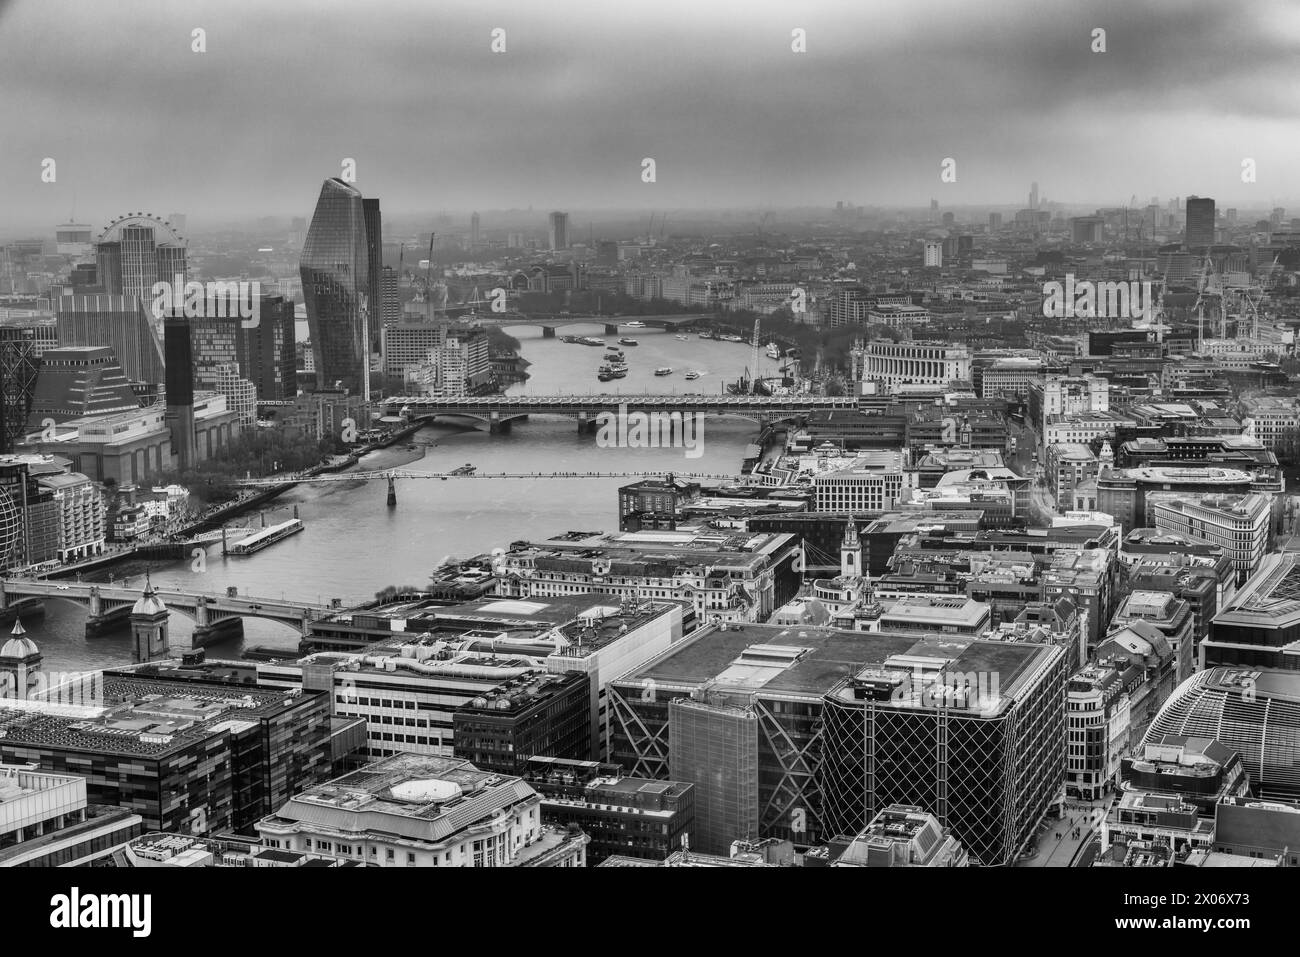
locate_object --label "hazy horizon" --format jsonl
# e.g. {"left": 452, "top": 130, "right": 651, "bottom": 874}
{"left": 3, "top": 0, "right": 1300, "bottom": 235}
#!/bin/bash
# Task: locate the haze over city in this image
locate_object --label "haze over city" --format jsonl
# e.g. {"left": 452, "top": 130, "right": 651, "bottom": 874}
{"left": 3, "top": 0, "right": 1300, "bottom": 234}
{"left": 4, "top": 0, "right": 1300, "bottom": 924}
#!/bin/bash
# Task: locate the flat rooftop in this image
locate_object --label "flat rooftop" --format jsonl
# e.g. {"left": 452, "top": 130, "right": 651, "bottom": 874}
{"left": 0, "top": 673, "right": 319, "bottom": 758}
{"left": 268, "top": 754, "right": 537, "bottom": 843}
{"left": 616, "top": 622, "right": 1053, "bottom": 703}
{"left": 499, "top": 529, "right": 793, "bottom": 570}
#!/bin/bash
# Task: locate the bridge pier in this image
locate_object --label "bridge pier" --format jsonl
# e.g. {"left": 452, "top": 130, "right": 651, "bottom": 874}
{"left": 604, "top": 324, "right": 619, "bottom": 335}
{"left": 576, "top": 412, "right": 599, "bottom": 435}
{"left": 489, "top": 413, "right": 511, "bottom": 435}
{"left": 541, "top": 326, "right": 556, "bottom": 338}
{"left": 86, "top": 605, "right": 132, "bottom": 637}
{"left": 387, "top": 476, "right": 397, "bottom": 507}
{"left": 193, "top": 597, "right": 245, "bottom": 648}
{"left": 0, "top": 596, "right": 44, "bottom": 626}
{"left": 192, "top": 617, "right": 244, "bottom": 648}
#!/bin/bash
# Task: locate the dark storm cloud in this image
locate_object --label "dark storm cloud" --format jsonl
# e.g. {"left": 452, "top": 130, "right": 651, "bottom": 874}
{"left": 1, "top": 0, "right": 1297, "bottom": 234}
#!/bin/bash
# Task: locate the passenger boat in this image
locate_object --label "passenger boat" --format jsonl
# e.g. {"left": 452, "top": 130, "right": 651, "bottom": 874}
{"left": 654, "top": 367, "right": 673, "bottom": 376}
{"left": 684, "top": 371, "right": 701, "bottom": 380}
{"left": 623, "top": 321, "right": 647, "bottom": 328}
{"left": 618, "top": 337, "right": 639, "bottom": 346}
{"left": 676, "top": 334, "right": 690, "bottom": 341}
{"left": 228, "top": 518, "right": 304, "bottom": 556}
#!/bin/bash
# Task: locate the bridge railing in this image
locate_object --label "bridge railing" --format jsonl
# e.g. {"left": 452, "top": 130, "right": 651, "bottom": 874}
{"left": 0, "top": 579, "right": 333, "bottom": 613}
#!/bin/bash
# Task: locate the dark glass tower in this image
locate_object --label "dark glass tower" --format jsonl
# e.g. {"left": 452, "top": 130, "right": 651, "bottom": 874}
{"left": 1185, "top": 196, "right": 1216, "bottom": 250}
{"left": 164, "top": 319, "right": 196, "bottom": 473}
{"left": 300, "top": 179, "right": 371, "bottom": 397}
{"left": 363, "top": 197, "right": 383, "bottom": 356}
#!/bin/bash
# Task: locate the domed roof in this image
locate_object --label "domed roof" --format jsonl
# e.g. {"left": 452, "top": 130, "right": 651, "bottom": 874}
{"left": 0, "top": 619, "right": 39, "bottom": 660}
{"left": 132, "top": 579, "right": 168, "bottom": 617}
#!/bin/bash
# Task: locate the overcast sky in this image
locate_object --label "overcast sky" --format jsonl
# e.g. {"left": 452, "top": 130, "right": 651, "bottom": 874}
{"left": 2, "top": 0, "right": 1299, "bottom": 233}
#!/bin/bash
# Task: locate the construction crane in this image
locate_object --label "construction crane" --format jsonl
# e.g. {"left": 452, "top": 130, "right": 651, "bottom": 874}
{"left": 1191, "top": 251, "right": 1214, "bottom": 352}
{"left": 1238, "top": 252, "right": 1284, "bottom": 342}
{"left": 425, "top": 232, "right": 436, "bottom": 320}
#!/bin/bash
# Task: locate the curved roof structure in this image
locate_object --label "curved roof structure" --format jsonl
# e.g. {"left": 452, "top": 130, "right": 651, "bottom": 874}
{"left": 97, "top": 213, "right": 185, "bottom": 246}
{"left": 1144, "top": 667, "right": 1300, "bottom": 800}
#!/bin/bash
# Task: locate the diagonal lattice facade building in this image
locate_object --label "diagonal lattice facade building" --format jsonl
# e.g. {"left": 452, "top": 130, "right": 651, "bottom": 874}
{"left": 819, "top": 648, "right": 1066, "bottom": 866}
{"left": 608, "top": 622, "right": 1065, "bottom": 861}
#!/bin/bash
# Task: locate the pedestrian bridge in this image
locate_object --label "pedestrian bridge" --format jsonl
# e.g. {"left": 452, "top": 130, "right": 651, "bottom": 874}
{"left": 383, "top": 393, "right": 858, "bottom": 433}
{"left": 0, "top": 579, "right": 333, "bottom": 645}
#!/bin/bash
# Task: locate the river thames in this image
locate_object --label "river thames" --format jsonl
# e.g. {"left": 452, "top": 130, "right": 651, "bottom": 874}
{"left": 27, "top": 324, "right": 780, "bottom": 671}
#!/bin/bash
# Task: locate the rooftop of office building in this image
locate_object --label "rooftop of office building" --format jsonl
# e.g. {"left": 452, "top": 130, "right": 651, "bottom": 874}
{"left": 913, "top": 448, "right": 1005, "bottom": 471}
{"left": 1124, "top": 735, "right": 1239, "bottom": 780}
{"left": 880, "top": 595, "right": 990, "bottom": 628}
{"left": 264, "top": 753, "right": 536, "bottom": 842}
{"left": 0, "top": 452, "right": 71, "bottom": 474}
{"left": 454, "top": 670, "right": 587, "bottom": 716}
{"left": 1151, "top": 492, "right": 1271, "bottom": 518}
{"left": 123, "top": 832, "right": 364, "bottom": 868}
{"left": 1099, "top": 465, "right": 1254, "bottom": 485}
{"left": 496, "top": 528, "right": 794, "bottom": 569}
{"left": 312, "top": 591, "right": 678, "bottom": 653}
{"left": 616, "top": 621, "right": 1054, "bottom": 709}
{"left": 1116, "top": 590, "right": 1182, "bottom": 620}
{"left": 815, "top": 450, "right": 909, "bottom": 476}
{"left": 0, "top": 673, "right": 321, "bottom": 759}
{"left": 1214, "top": 553, "right": 1300, "bottom": 630}
{"left": 1122, "top": 528, "right": 1226, "bottom": 557}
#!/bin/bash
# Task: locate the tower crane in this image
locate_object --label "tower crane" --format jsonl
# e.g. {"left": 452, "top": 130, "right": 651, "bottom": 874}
{"left": 1191, "top": 251, "right": 1214, "bottom": 353}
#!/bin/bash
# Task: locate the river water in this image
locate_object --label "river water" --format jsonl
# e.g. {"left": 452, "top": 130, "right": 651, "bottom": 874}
{"left": 27, "top": 324, "right": 774, "bottom": 671}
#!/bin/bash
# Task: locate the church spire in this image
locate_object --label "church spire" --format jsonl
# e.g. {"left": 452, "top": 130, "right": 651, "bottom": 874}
{"left": 841, "top": 520, "right": 863, "bottom": 580}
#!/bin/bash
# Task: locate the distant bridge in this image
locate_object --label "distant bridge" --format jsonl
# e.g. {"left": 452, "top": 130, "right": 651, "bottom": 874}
{"left": 466, "top": 313, "right": 712, "bottom": 336}
{"left": 228, "top": 468, "right": 739, "bottom": 488}
{"left": 0, "top": 579, "right": 332, "bottom": 644}
{"left": 383, "top": 393, "right": 857, "bottom": 433}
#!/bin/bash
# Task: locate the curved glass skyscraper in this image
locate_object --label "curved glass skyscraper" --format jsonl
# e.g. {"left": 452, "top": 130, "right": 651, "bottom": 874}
{"left": 300, "top": 179, "right": 375, "bottom": 397}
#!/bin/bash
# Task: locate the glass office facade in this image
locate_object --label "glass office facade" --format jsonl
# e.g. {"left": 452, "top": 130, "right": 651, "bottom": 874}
{"left": 300, "top": 179, "right": 371, "bottom": 397}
